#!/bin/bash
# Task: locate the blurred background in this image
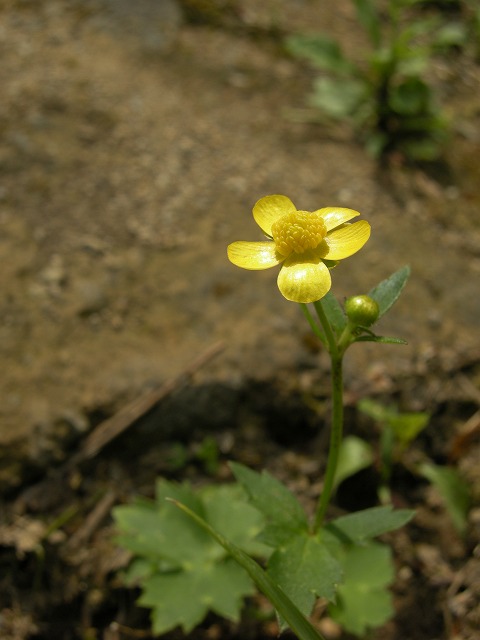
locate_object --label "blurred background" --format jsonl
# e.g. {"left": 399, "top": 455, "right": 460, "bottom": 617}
{"left": 0, "top": 1, "right": 479, "bottom": 639}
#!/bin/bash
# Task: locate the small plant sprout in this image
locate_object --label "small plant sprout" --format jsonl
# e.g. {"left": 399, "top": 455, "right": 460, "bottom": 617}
{"left": 114, "top": 195, "right": 415, "bottom": 638}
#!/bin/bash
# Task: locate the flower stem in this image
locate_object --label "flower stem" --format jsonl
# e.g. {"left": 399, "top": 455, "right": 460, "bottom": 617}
{"left": 300, "top": 304, "right": 327, "bottom": 347}
{"left": 313, "top": 353, "right": 344, "bottom": 532}
{"left": 311, "top": 299, "right": 345, "bottom": 533}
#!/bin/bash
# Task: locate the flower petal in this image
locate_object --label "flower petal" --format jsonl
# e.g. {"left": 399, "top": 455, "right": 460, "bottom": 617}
{"left": 323, "top": 220, "right": 371, "bottom": 260}
{"left": 277, "top": 253, "right": 332, "bottom": 303}
{"left": 227, "top": 241, "right": 283, "bottom": 270}
{"left": 253, "top": 195, "right": 297, "bottom": 236}
{"left": 316, "top": 207, "right": 360, "bottom": 232}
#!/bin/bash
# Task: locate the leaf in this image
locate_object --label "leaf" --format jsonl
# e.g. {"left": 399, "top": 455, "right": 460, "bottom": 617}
{"left": 352, "top": 0, "right": 381, "bottom": 47}
{"left": 327, "top": 506, "right": 415, "bottom": 543}
{"left": 329, "top": 542, "right": 395, "bottom": 635}
{"left": 310, "top": 77, "right": 366, "bottom": 119}
{"left": 388, "top": 412, "right": 430, "bottom": 446}
{"left": 419, "top": 463, "right": 470, "bottom": 533}
{"left": 230, "top": 462, "right": 309, "bottom": 547}
{"left": 358, "top": 399, "right": 429, "bottom": 446}
{"left": 318, "top": 292, "right": 347, "bottom": 336}
{"left": 202, "top": 484, "right": 269, "bottom": 557}
{"left": 368, "top": 266, "right": 410, "bottom": 319}
{"left": 172, "top": 499, "right": 326, "bottom": 640}
{"left": 267, "top": 532, "right": 343, "bottom": 622}
{"left": 114, "top": 481, "right": 271, "bottom": 636}
{"left": 285, "top": 34, "right": 356, "bottom": 74}
{"left": 354, "top": 335, "right": 408, "bottom": 345}
{"left": 139, "top": 558, "right": 255, "bottom": 635}
{"left": 359, "top": 335, "right": 408, "bottom": 345}
{"left": 113, "top": 498, "right": 213, "bottom": 566}
{"left": 333, "top": 435, "right": 375, "bottom": 489}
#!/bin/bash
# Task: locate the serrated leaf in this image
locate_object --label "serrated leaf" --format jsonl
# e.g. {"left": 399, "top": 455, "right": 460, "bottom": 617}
{"left": 334, "top": 436, "right": 374, "bottom": 489}
{"left": 172, "top": 499, "right": 326, "bottom": 640}
{"left": 327, "top": 506, "right": 414, "bottom": 543}
{"left": 230, "top": 462, "right": 308, "bottom": 547}
{"left": 368, "top": 266, "right": 410, "bottom": 318}
{"left": 122, "top": 558, "right": 156, "bottom": 587}
{"left": 268, "top": 532, "right": 343, "bottom": 623}
{"left": 156, "top": 478, "right": 204, "bottom": 514}
{"left": 329, "top": 542, "right": 394, "bottom": 635}
{"left": 202, "top": 484, "right": 269, "bottom": 557}
{"left": 316, "top": 292, "right": 347, "bottom": 336}
{"left": 419, "top": 463, "right": 470, "bottom": 533}
{"left": 139, "top": 558, "right": 255, "bottom": 635}
{"left": 114, "top": 482, "right": 219, "bottom": 567}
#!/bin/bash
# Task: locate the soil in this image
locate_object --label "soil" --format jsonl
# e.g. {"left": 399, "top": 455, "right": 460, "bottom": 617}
{"left": 0, "top": 1, "right": 479, "bottom": 639}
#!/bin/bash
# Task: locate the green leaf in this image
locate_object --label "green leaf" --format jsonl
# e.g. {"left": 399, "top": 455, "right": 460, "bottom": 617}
{"left": 285, "top": 34, "right": 356, "bottom": 74}
{"left": 202, "top": 484, "right": 269, "bottom": 557}
{"left": 114, "top": 481, "right": 270, "bottom": 636}
{"left": 334, "top": 435, "right": 375, "bottom": 489}
{"left": 390, "top": 77, "right": 430, "bottom": 116}
{"left": 139, "top": 558, "right": 255, "bottom": 635}
{"left": 113, "top": 498, "right": 213, "bottom": 566}
{"left": 419, "top": 463, "right": 470, "bottom": 533}
{"left": 122, "top": 558, "right": 156, "bottom": 587}
{"left": 267, "top": 532, "right": 343, "bottom": 622}
{"left": 310, "top": 77, "right": 366, "bottom": 119}
{"left": 327, "top": 506, "right": 415, "bottom": 543}
{"left": 329, "top": 542, "right": 395, "bottom": 635}
{"left": 354, "top": 335, "right": 408, "bottom": 345}
{"left": 368, "top": 266, "right": 410, "bottom": 319}
{"left": 358, "top": 399, "right": 429, "bottom": 446}
{"left": 399, "top": 137, "right": 444, "bottom": 162}
{"left": 318, "top": 292, "right": 347, "bottom": 336}
{"left": 352, "top": 0, "right": 381, "bottom": 47}
{"left": 172, "top": 499, "right": 326, "bottom": 640}
{"left": 230, "top": 462, "right": 309, "bottom": 547}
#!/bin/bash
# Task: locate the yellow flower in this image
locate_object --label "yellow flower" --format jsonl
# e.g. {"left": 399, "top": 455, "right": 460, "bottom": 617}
{"left": 227, "top": 195, "right": 371, "bottom": 303}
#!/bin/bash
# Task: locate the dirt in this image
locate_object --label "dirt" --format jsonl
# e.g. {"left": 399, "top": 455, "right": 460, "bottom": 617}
{"left": 0, "top": 1, "right": 479, "bottom": 639}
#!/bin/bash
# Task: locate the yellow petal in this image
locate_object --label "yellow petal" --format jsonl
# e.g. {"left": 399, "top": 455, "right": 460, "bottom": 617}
{"left": 277, "top": 253, "right": 332, "bottom": 303}
{"left": 323, "top": 220, "right": 371, "bottom": 260}
{"left": 253, "top": 195, "right": 297, "bottom": 236}
{"left": 227, "top": 241, "right": 283, "bottom": 270}
{"left": 316, "top": 207, "right": 360, "bottom": 232}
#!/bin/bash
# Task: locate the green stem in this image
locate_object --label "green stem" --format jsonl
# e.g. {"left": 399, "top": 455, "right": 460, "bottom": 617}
{"left": 313, "top": 301, "right": 339, "bottom": 358}
{"left": 313, "top": 354, "right": 344, "bottom": 532}
{"left": 300, "top": 304, "right": 327, "bottom": 347}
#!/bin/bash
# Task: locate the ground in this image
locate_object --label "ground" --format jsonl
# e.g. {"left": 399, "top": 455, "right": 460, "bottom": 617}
{"left": 0, "top": 1, "right": 479, "bottom": 639}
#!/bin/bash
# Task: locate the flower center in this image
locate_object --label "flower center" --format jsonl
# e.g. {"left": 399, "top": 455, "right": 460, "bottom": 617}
{"left": 271, "top": 211, "right": 327, "bottom": 256}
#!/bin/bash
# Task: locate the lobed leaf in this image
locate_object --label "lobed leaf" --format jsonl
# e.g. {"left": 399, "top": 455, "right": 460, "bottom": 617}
{"left": 230, "top": 462, "right": 308, "bottom": 547}
{"left": 172, "top": 499, "right": 326, "bottom": 640}
{"left": 139, "top": 558, "right": 255, "bottom": 635}
{"left": 328, "top": 542, "right": 395, "bottom": 635}
{"left": 327, "top": 505, "right": 415, "bottom": 543}
{"left": 267, "top": 532, "right": 343, "bottom": 623}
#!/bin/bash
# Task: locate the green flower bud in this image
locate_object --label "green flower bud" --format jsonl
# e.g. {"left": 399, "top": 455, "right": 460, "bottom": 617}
{"left": 345, "top": 295, "right": 379, "bottom": 327}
